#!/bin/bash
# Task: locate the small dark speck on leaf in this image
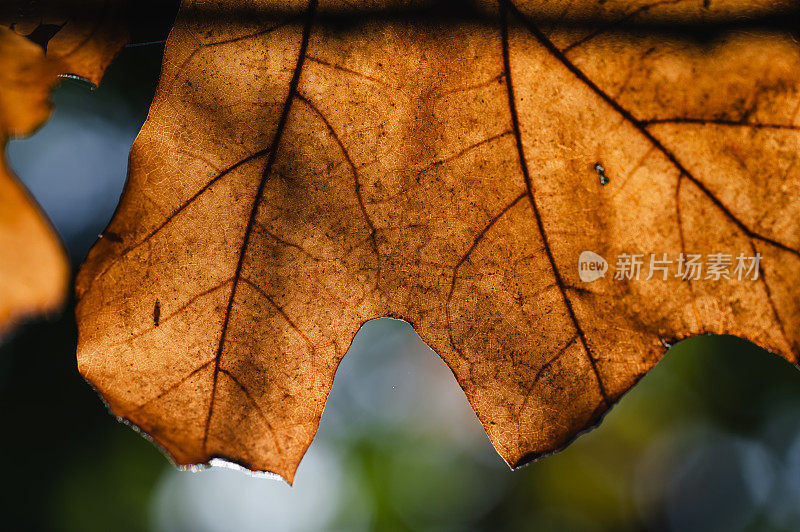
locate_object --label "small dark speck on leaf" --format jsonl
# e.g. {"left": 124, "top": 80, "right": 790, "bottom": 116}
{"left": 103, "top": 232, "right": 123, "bottom": 243}
{"left": 154, "top": 300, "right": 161, "bottom": 327}
{"left": 594, "top": 163, "right": 610, "bottom": 185}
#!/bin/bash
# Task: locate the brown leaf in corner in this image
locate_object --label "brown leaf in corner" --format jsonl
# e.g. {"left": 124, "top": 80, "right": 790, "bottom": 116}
{"left": 76, "top": 0, "right": 800, "bottom": 483}
{"left": 0, "top": 0, "right": 126, "bottom": 333}
{"left": 1, "top": 0, "right": 128, "bottom": 85}
{"left": 0, "top": 28, "right": 68, "bottom": 331}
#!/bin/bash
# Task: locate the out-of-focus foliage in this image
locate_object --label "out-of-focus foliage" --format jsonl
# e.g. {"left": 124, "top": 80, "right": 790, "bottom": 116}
{"left": 0, "top": 28, "right": 67, "bottom": 332}
{"left": 3, "top": 43, "right": 800, "bottom": 532}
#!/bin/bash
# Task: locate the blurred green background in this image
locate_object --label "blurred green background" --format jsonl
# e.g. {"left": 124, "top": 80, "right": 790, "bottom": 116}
{"left": 3, "top": 43, "right": 800, "bottom": 532}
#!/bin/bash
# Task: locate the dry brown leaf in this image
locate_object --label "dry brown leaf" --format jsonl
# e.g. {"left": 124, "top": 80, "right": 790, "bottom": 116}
{"left": 76, "top": 0, "right": 800, "bottom": 483}
{"left": 0, "top": 0, "right": 128, "bottom": 85}
{"left": 0, "top": 27, "right": 68, "bottom": 332}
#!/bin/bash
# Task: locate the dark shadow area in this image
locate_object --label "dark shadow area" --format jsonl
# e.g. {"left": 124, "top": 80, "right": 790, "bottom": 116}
{"left": 10, "top": 0, "right": 800, "bottom": 47}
